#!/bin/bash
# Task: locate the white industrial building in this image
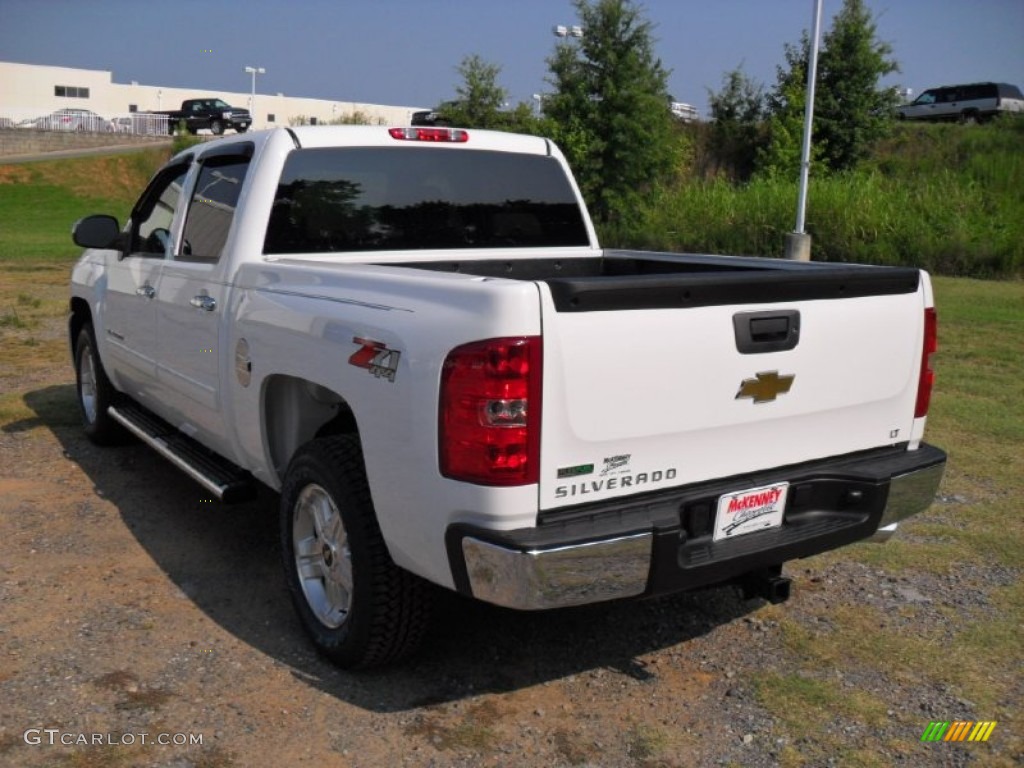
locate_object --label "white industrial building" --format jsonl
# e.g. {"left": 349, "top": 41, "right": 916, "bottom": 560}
{"left": 0, "top": 60, "right": 426, "bottom": 130}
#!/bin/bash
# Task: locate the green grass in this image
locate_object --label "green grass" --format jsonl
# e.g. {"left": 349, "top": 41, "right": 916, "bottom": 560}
{"left": 607, "top": 118, "right": 1024, "bottom": 277}
{"left": 753, "top": 275, "right": 1024, "bottom": 764}
{"left": 0, "top": 149, "right": 168, "bottom": 262}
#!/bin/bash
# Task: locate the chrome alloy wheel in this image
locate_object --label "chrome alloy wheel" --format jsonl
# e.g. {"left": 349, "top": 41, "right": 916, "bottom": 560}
{"left": 292, "top": 483, "right": 353, "bottom": 629}
{"left": 78, "top": 346, "right": 98, "bottom": 424}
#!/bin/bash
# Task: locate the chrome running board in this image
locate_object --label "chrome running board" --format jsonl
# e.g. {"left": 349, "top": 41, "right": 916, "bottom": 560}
{"left": 108, "top": 403, "right": 256, "bottom": 503}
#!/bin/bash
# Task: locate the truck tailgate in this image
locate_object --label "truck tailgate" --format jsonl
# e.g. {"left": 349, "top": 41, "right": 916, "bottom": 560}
{"left": 537, "top": 260, "right": 928, "bottom": 511}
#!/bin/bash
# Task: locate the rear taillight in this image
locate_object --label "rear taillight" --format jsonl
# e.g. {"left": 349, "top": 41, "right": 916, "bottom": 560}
{"left": 439, "top": 337, "right": 542, "bottom": 486}
{"left": 389, "top": 127, "right": 469, "bottom": 143}
{"left": 914, "top": 307, "right": 937, "bottom": 418}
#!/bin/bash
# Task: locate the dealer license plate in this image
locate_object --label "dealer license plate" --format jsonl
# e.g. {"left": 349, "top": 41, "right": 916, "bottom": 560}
{"left": 713, "top": 482, "right": 789, "bottom": 542}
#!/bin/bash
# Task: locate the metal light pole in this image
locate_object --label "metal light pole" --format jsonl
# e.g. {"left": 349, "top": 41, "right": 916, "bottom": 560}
{"left": 244, "top": 66, "right": 265, "bottom": 128}
{"left": 784, "top": 0, "right": 823, "bottom": 261}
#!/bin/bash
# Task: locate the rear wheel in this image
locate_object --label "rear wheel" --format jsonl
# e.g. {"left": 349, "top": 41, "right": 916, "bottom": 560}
{"left": 279, "top": 435, "right": 430, "bottom": 668}
{"left": 74, "top": 323, "right": 123, "bottom": 444}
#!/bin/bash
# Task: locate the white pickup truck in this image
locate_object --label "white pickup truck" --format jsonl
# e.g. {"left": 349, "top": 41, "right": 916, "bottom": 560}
{"left": 69, "top": 125, "right": 946, "bottom": 668}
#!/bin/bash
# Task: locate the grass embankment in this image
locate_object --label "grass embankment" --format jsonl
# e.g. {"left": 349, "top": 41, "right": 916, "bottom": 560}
{"left": 608, "top": 118, "right": 1024, "bottom": 278}
{"left": 0, "top": 149, "right": 169, "bottom": 398}
{"left": 0, "top": 148, "right": 168, "bottom": 262}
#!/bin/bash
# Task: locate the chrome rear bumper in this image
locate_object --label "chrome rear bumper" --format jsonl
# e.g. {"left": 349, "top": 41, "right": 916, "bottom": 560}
{"left": 461, "top": 533, "right": 652, "bottom": 610}
{"left": 454, "top": 444, "right": 946, "bottom": 610}
{"left": 867, "top": 459, "right": 947, "bottom": 542}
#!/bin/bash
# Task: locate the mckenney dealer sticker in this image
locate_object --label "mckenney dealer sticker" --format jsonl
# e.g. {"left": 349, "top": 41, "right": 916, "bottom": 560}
{"left": 713, "top": 482, "right": 789, "bottom": 541}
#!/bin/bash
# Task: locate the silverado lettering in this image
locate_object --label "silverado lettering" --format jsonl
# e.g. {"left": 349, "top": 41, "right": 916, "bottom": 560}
{"left": 555, "top": 468, "right": 679, "bottom": 499}
{"left": 69, "top": 124, "right": 946, "bottom": 669}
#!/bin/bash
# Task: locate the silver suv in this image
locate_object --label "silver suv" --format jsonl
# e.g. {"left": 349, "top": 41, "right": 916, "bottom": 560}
{"left": 898, "top": 82, "right": 1024, "bottom": 124}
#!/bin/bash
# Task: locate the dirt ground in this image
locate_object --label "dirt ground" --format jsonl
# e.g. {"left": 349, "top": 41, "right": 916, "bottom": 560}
{"left": 0, "top": 381, "right": 777, "bottom": 768}
{"left": 0, "top": 275, "right": 1016, "bottom": 768}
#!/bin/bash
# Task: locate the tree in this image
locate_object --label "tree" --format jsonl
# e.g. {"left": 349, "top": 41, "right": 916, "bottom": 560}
{"left": 542, "top": 0, "right": 676, "bottom": 224}
{"left": 442, "top": 55, "right": 544, "bottom": 135}
{"left": 757, "top": 35, "right": 819, "bottom": 178}
{"left": 706, "top": 66, "right": 765, "bottom": 180}
{"left": 816, "top": 0, "right": 899, "bottom": 171}
{"left": 443, "top": 55, "right": 509, "bottom": 129}
{"left": 759, "top": 0, "right": 899, "bottom": 176}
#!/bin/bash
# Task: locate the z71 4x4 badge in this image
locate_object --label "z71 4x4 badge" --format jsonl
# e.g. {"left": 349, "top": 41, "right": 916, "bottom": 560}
{"left": 349, "top": 337, "right": 401, "bottom": 383}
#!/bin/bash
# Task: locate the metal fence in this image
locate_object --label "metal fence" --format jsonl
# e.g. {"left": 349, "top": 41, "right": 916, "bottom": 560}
{"left": 0, "top": 108, "right": 170, "bottom": 135}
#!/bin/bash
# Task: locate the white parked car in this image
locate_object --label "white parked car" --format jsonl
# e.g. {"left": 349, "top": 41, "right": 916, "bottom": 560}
{"left": 18, "top": 108, "right": 112, "bottom": 131}
{"left": 898, "top": 82, "right": 1024, "bottom": 123}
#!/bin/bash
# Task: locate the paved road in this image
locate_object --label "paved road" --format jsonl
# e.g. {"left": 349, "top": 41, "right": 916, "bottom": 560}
{"left": 0, "top": 139, "right": 172, "bottom": 165}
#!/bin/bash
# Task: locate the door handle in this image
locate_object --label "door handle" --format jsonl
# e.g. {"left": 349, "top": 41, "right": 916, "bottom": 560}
{"left": 136, "top": 284, "right": 155, "bottom": 299}
{"left": 190, "top": 295, "right": 217, "bottom": 312}
{"left": 733, "top": 310, "right": 801, "bottom": 354}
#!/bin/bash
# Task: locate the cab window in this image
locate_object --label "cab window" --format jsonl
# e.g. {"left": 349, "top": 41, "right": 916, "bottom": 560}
{"left": 264, "top": 147, "right": 589, "bottom": 254}
{"left": 179, "top": 154, "right": 251, "bottom": 263}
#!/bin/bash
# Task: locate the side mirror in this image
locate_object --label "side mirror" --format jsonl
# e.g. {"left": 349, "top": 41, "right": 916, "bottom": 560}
{"left": 72, "top": 214, "right": 121, "bottom": 249}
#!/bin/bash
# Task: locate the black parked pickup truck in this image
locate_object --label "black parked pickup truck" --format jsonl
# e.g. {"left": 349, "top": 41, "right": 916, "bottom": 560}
{"left": 153, "top": 98, "right": 252, "bottom": 135}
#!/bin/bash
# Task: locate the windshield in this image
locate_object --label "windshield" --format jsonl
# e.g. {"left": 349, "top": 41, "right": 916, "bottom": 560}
{"left": 263, "top": 147, "right": 589, "bottom": 254}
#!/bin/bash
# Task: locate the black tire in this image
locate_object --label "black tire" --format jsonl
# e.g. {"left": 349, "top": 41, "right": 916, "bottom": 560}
{"left": 210, "top": 119, "right": 224, "bottom": 135}
{"left": 279, "top": 435, "right": 430, "bottom": 668}
{"left": 74, "top": 323, "right": 123, "bottom": 445}
{"left": 236, "top": 125, "right": 248, "bottom": 134}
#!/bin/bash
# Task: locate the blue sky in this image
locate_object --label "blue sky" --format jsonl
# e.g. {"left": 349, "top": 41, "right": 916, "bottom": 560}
{"left": 1, "top": 0, "right": 1022, "bottom": 115}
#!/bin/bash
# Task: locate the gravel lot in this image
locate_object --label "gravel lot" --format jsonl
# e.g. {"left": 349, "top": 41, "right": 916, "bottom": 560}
{"left": 0, "top": 303, "right": 1018, "bottom": 768}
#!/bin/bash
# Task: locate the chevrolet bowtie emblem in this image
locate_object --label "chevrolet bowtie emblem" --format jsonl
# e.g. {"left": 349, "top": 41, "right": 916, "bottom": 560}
{"left": 735, "top": 371, "right": 795, "bottom": 404}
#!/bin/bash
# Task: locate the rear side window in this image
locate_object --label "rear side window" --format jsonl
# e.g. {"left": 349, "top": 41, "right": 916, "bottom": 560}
{"left": 180, "top": 155, "right": 251, "bottom": 263}
{"left": 959, "top": 84, "right": 994, "bottom": 101}
{"left": 263, "top": 147, "right": 589, "bottom": 254}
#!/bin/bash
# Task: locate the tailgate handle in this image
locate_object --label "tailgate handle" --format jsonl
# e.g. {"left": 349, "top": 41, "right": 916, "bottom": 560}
{"left": 734, "top": 310, "right": 800, "bottom": 354}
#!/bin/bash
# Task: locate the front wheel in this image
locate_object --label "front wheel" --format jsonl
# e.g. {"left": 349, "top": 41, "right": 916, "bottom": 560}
{"left": 74, "top": 323, "right": 123, "bottom": 444}
{"left": 279, "top": 435, "right": 430, "bottom": 668}
{"left": 209, "top": 119, "right": 224, "bottom": 135}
